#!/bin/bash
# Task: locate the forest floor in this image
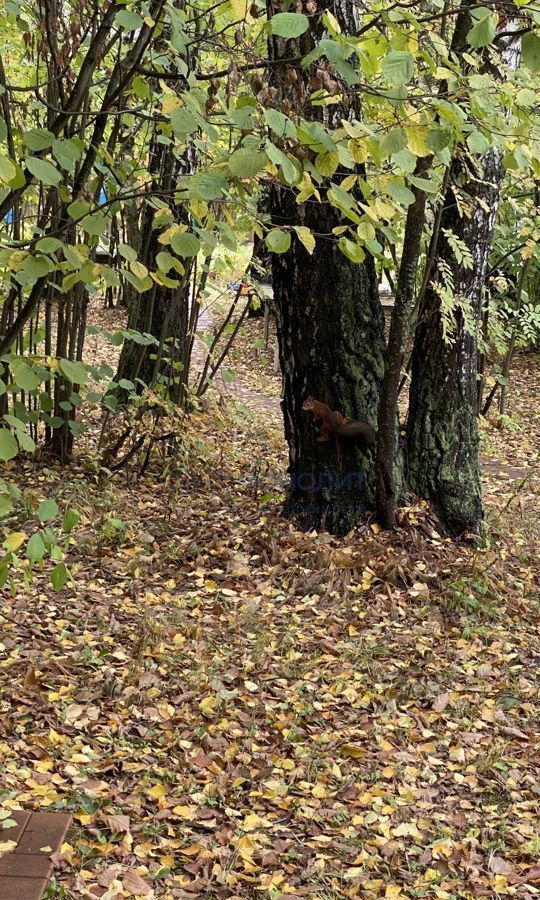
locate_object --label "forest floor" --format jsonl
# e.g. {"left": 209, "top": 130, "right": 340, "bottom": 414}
{"left": 1, "top": 297, "right": 539, "bottom": 900}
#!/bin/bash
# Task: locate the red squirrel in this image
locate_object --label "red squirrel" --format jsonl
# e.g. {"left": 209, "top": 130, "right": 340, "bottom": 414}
{"left": 302, "top": 396, "right": 375, "bottom": 445}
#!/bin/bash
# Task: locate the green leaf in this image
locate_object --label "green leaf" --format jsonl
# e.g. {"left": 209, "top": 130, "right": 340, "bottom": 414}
{"left": 81, "top": 212, "right": 107, "bottom": 235}
{"left": 0, "top": 494, "right": 12, "bottom": 517}
{"left": 37, "top": 499, "right": 58, "bottom": 522}
{"left": 190, "top": 171, "right": 228, "bottom": 200}
{"left": 59, "top": 358, "right": 88, "bottom": 385}
{"left": 51, "top": 562, "right": 68, "bottom": 591}
{"left": 269, "top": 12, "right": 309, "bottom": 38}
{"left": 3, "top": 414, "right": 25, "bottom": 431}
{"left": 381, "top": 50, "right": 415, "bottom": 85}
{"left": 170, "top": 107, "right": 198, "bottom": 136}
{"left": 265, "top": 140, "right": 300, "bottom": 185}
{"left": 467, "top": 130, "right": 490, "bottom": 154}
{"left": 425, "top": 126, "right": 453, "bottom": 153}
{"left": 0, "top": 156, "right": 16, "bottom": 183}
{"left": 11, "top": 363, "right": 41, "bottom": 392}
{"left": 357, "top": 220, "right": 376, "bottom": 241}
{"left": 62, "top": 507, "right": 80, "bottom": 533}
{"left": 132, "top": 75, "right": 150, "bottom": 99}
{"left": 338, "top": 237, "right": 365, "bottom": 264}
{"left": 0, "top": 429, "right": 18, "bottom": 461}
{"left": 170, "top": 232, "right": 201, "bottom": 257}
{"left": 467, "top": 8, "right": 496, "bottom": 49}
{"left": 52, "top": 138, "right": 81, "bottom": 171}
{"left": 67, "top": 199, "right": 90, "bottom": 220}
{"left": 115, "top": 9, "right": 144, "bottom": 29}
{"left": 8, "top": 162, "right": 25, "bottom": 189}
{"left": 26, "top": 156, "right": 61, "bottom": 186}
{"left": 23, "top": 128, "right": 54, "bottom": 150}
{"left": 217, "top": 222, "right": 237, "bottom": 252}
{"left": 118, "top": 243, "right": 138, "bottom": 261}
{"left": 17, "top": 255, "right": 52, "bottom": 286}
{"left": 521, "top": 32, "right": 540, "bottom": 73}
{"left": 385, "top": 180, "right": 416, "bottom": 206}
{"left": 379, "top": 128, "right": 407, "bottom": 157}
{"left": 264, "top": 108, "right": 297, "bottom": 139}
{"left": 228, "top": 149, "right": 267, "bottom": 178}
{"left": 26, "top": 532, "right": 46, "bottom": 562}
{"left": 36, "top": 237, "right": 63, "bottom": 253}
{"left": 17, "top": 431, "right": 36, "bottom": 453}
{"left": 265, "top": 229, "right": 291, "bottom": 253}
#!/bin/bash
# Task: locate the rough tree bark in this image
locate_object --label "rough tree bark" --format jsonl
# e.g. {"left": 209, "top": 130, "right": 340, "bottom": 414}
{"left": 115, "top": 135, "right": 194, "bottom": 403}
{"left": 406, "top": 13, "right": 520, "bottom": 533}
{"left": 268, "top": 0, "right": 386, "bottom": 535}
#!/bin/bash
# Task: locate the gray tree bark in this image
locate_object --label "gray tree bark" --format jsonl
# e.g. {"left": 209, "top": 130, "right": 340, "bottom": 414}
{"left": 406, "top": 16, "right": 521, "bottom": 533}
{"left": 268, "top": 0, "right": 386, "bottom": 534}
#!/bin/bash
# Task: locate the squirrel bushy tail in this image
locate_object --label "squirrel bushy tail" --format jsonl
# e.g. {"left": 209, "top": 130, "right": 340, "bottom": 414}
{"left": 302, "top": 396, "right": 375, "bottom": 446}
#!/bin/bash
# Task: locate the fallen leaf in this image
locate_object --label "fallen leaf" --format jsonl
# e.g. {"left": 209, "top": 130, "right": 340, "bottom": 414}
{"left": 122, "top": 868, "right": 153, "bottom": 896}
{"left": 105, "top": 814, "right": 131, "bottom": 833}
{"left": 489, "top": 856, "right": 515, "bottom": 876}
{"left": 432, "top": 692, "right": 450, "bottom": 712}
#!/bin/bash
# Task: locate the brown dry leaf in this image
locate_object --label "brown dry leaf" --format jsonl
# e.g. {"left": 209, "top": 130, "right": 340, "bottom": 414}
{"left": 489, "top": 856, "right": 515, "bottom": 876}
{"left": 1, "top": 318, "right": 539, "bottom": 900}
{"left": 105, "top": 814, "right": 131, "bottom": 833}
{"left": 122, "top": 868, "right": 153, "bottom": 896}
{"left": 97, "top": 864, "right": 123, "bottom": 887}
{"left": 432, "top": 692, "right": 450, "bottom": 712}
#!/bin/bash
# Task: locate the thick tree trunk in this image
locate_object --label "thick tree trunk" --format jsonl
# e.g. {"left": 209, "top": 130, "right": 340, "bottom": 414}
{"left": 406, "top": 16, "right": 520, "bottom": 533}
{"left": 273, "top": 217, "right": 384, "bottom": 534}
{"left": 268, "top": 0, "right": 385, "bottom": 534}
{"left": 406, "top": 150, "right": 503, "bottom": 532}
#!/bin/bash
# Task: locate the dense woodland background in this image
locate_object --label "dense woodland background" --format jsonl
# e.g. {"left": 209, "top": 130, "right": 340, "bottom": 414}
{"left": 0, "top": 0, "right": 539, "bottom": 897}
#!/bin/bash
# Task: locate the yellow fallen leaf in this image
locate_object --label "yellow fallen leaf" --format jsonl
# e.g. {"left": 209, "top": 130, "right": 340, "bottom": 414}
{"left": 236, "top": 834, "right": 260, "bottom": 861}
{"left": 199, "top": 695, "right": 217, "bottom": 716}
{"left": 393, "top": 821, "right": 422, "bottom": 838}
{"left": 480, "top": 705, "right": 496, "bottom": 722}
{"left": 340, "top": 744, "right": 366, "bottom": 759}
{"left": 147, "top": 784, "right": 166, "bottom": 800}
{"left": 173, "top": 805, "right": 196, "bottom": 818}
{"left": 3, "top": 531, "right": 27, "bottom": 552}
{"left": 48, "top": 728, "right": 64, "bottom": 746}
{"left": 242, "top": 812, "right": 263, "bottom": 831}
{"left": 0, "top": 840, "right": 17, "bottom": 853}
{"left": 344, "top": 866, "right": 364, "bottom": 878}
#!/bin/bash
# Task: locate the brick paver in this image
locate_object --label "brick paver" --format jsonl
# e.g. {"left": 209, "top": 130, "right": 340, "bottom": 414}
{"left": 0, "top": 810, "right": 71, "bottom": 900}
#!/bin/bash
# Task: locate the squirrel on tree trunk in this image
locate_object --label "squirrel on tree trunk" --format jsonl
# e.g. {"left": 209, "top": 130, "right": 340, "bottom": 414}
{"left": 302, "top": 396, "right": 375, "bottom": 446}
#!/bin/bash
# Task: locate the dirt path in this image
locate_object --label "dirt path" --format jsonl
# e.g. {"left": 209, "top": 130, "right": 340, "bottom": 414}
{"left": 192, "top": 305, "right": 282, "bottom": 419}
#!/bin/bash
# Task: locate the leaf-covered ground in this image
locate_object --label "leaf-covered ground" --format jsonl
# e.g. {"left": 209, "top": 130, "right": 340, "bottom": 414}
{"left": 1, "top": 327, "right": 539, "bottom": 899}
